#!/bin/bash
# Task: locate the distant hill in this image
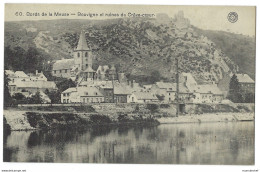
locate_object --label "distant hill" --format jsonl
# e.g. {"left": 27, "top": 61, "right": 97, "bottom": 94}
{"left": 4, "top": 13, "right": 256, "bottom": 83}
{"left": 193, "top": 27, "right": 255, "bottom": 79}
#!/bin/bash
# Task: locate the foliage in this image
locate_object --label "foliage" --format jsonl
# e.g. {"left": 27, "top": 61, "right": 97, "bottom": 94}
{"left": 227, "top": 74, "right": 244, "bottom": 103}
{"left": 146, "top": 104, "right": 159, "bottom": 113}
{"left": 45, "top": 89, "right": 61, "bottom": 104}
{"left": 27, "top": 91, "right": 44, "bottom": 104}
{"left": 4, "top": 71, "right": 12, "bottom": 107}
{"left": 244, "top": 93, "right": 255, "bottom": 103}
{"left": 12, "top": 93, "right": 27, "bottom": 105}
{"left": 156, "top": 94, "right": 165, "bottom": 101}
{"left": 4, "top": 46, "right": 49, "bottom": 73}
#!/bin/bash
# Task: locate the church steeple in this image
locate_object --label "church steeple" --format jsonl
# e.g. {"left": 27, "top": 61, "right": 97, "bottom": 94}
{"left": 76, "top": 30, "right": 90, "bottom": 51}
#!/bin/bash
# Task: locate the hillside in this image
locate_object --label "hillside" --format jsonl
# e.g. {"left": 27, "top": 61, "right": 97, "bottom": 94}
{"left": 4, "top": 12, "right": 255, "bottom": 83}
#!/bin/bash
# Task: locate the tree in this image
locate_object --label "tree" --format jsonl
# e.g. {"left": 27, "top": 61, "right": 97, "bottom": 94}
{"left": 45, "top": 89, "right": 61, "bottom": 104}
{"left": 156, "top": 94, "right": 165, "bottom": 101}
{"left": 228, "top": 74, "right": 244, "bottom": 103}
{"left": 150, "top": 70, "right": 161, "bottom": 83}
{"left": 12, "top": 93, "right": 27, "bottom": 105}
{"left": 244, "top": 93, "right": 255, "bottom": 103}
{"left": 4, "top": 71, "right": 12, "bottom": 107}
{"left": 56, "top": 78, "right": 76, "bottom": 92}
{"left": 28, "top": 91, "right": 43, "bottom": 104}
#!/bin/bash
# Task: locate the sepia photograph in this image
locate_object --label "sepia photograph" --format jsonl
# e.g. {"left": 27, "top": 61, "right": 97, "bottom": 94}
{"left": 2, "top": 3, "right": 256, "bottom": 167}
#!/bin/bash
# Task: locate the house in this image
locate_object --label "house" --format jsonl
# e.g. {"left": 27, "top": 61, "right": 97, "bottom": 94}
{"left": 27, "top": 70, "right": 47, "bottom": 81}
{"left": 151, "top": 82, "right": 193, "bottom": 103}
{"left": 61, "top": 87, "right": 104, "bottom": 103}
{"left": 193, "top": 84, "right": 224, "bottom": 103}
{"left": 114, "top": 85, "right": 132, "bottom": 103}
{"left": 129, "top": 91, "right": 158, "bottom": 103}
{"left": 8, "top": 80, "right": 57, "bottom": 96}
{"left": 218, "top": 73, "right": 255, "bottom": 97}
{"left": 52, "top": 59, "right": 74, "bottom": 78}
{"left": 96, "top": 65, "right": 109, "bottom": 80}
{"left": 236, "top": 74, "right": 255, "bottom": 94}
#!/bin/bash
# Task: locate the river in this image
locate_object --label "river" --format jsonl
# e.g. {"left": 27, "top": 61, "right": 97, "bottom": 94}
{"left": 3, "top": 121, "right": 254, "bottom": 164}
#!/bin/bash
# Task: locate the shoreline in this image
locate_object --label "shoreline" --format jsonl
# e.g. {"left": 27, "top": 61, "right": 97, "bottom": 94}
{"left": 3, "top": 110, "right": 254, "bottom": 131}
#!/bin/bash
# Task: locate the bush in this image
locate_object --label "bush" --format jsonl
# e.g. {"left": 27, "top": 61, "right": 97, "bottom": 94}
{"left": 146, "top": 104, "right": 159, "bottom": 113}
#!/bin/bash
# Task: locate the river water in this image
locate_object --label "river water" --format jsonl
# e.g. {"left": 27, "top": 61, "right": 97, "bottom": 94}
{"left": 3, "top": 122, "right": 254, "bottom": 164}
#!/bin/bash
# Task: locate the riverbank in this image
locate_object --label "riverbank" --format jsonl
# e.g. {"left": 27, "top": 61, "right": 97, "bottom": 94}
{"left": 157, "top": 112, "right": 254, "bottom": 124}
{"left": 4, "top": 109, "right": 254, "bottom": 131}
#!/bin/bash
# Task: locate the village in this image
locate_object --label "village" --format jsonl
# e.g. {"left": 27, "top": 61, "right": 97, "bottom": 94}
{"left": 5, "top": 30, "right": 255, "bottom": 108}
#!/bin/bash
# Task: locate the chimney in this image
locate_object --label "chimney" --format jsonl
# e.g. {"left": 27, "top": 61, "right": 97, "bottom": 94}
{"left": 36, "top": 70, "right": 38, "bottom": 75}
{"left": 131, "top": 80, "right": 134, "bottom": 88}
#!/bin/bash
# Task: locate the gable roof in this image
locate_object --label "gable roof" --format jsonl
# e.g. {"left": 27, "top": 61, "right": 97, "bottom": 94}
{"left": 236, "top": 74, "right": 254, "bottom": 83}
{"left": 13, "top": 81, "right": 57, "bottom": 89}
{"left": 5, "top": 70, "right": 15, "bottom": 77}
{"left": 196, "top": 84, "right": 223, "bottom": 95}
{"left": 53, "top": 59, "right": 74, "bottom": 71}
{"left": 14, "top": 71, "right": 29, "bottom": 78}
{"left": 155, "top": 82, "right": 190, "bottom": 93}
{"left": 77, "top": 87, "right": 103, "bottom": 97}
{"left": 63, "top": 87, "right": 77, "bottom": 93}
{"left": 76, "top": 30, "right": 90, "bottom": 51}
{"left": 133, "top": 92, "right": 158, "bottom": 100}
{"left": 114, "top": 85, "right": 132, "bottom": 95}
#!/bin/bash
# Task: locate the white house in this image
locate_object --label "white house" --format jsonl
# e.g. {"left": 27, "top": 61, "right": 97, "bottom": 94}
{"left": 61, "top": 87, "right": 104, "bottom": 103}
{"left": 128, "top": 91, "right": 158, "bottom": 103}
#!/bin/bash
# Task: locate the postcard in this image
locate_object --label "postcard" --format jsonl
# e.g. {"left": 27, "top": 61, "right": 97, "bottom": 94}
{"left": 3, "top": 4, "right": 256, "bottom": 165}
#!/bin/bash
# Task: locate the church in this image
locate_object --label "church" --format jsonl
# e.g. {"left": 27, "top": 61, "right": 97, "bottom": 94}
{"left": 52, "top": 30, "right": 120, "bottom": 82}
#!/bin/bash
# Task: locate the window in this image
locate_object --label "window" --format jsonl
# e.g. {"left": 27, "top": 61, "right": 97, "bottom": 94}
{"left": 86, "top": 92, "right": 88, "bottom": 95}
{"left": 63, "top": 99, "right": 66, "bottom": 103}
{"left": 63, "top": 93, "right": 66, "bottom": 97}
{"left": 65, "top": 69, "right": 67, "bottom": 73}
{"left": 60, "top": 70, "right": 62, "bottom": 73}
{"left": 83, "top": 98, "right": 85, "bottom": 103}
{"left": 86, "top": 64, "right": 88, "bottom": 68}
{"left": 91, "top": 98, "right": 93, "bottom": 103}
{"left": 96, "top": 98, "right": 98, "bottom": 102}
{"left": 54, "top": 70, "right": 56, "bottom": 74}
{"left": 169, "top": 93, "right": 171, "bottom": 95}
{"left": 87, "top": 98, "right": 89, "bottom": 102}
{"left": 100, "top": 98, "right": 102, "bottom": 102}
{"left": 132, "top": 97, "right": 134, "bottom": 102}
{"left": 67, "top": 99, "right": 69, "bottom": 103}
{"left": 85, "top": 52, "right": 88, "bottom": 57}
{"left": 78, "top": 52, "right": 80, "bottom": 58}
{"left": 96, "top": 92, "right": 98, "bottom": 95}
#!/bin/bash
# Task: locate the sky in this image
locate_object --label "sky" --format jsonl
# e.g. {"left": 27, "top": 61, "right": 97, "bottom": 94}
{"left": 5, "top": 4, "right": 256, "bottom": 36}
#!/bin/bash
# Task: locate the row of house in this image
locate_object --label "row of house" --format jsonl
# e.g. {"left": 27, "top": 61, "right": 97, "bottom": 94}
{"left": 60, "top": 72, "right": 228, "bottom": 104}
{"left": 5, "top": 70, "right": 57, "bottom": 103}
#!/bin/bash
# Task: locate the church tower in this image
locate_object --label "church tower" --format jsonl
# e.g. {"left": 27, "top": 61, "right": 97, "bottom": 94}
{"left": 74, "top": 30, "right": 95, "bottom": 81}
{"left": 74, "top": 30, "right": 92, "bottom": 71}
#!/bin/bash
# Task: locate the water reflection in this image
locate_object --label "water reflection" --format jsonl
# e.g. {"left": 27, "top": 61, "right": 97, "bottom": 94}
{"left": 3, "top": 122, "right": 254, "bottom": 164}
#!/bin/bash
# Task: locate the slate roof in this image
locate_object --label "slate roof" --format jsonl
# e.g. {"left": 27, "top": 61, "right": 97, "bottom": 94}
{"left": 53, "top": 59, "right": 74, "bottom": 71}
{"left": 83, "top": 66, "right": 95, "bottom": 73}
{"left": 77, "top": 87, "right": 104, "bottom": 97}
{"left": 133, "top": 92, "right": 158, "bottom": 100}
{"left": 236, "top": 74, "right": 254, "bottom": 83}
{"left": 76, "top": 31, "right": 90, "bottom": 51}
{"left": 13, "top": 81, "right": 57, "bottom": 89}
{"left": 5, "top": 70, "right": 15, "bottom": 77}
{"left": 14, "top": 71, "right": 29, "bottom": 78}
{"left": 114, "top": 85, "right": 132, "bottom": 95}
{"left": 63, "top": 87, "right": 77, "bottom": 93}
{"left": 196, "top": 84, "right": 223, "bottom": 95}
{"left": 155, "top": 82, "right": 190, "bottom": 93}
